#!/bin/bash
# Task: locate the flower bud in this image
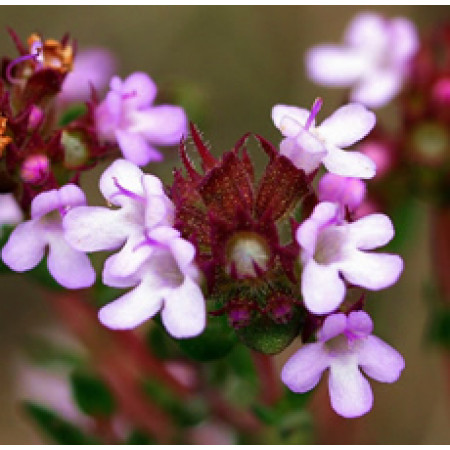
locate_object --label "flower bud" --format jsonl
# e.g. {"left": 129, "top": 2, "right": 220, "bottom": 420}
{"left": 265, "top": 294, "right": 295, "bottom": 325}
{"left": 20, "top": 154, "right": 49, "bottom": 185}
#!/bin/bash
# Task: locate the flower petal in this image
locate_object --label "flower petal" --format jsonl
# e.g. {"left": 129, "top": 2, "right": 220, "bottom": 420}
{"left": 322, "top": 145, "right": 376, "bottom": 179}
{"left": 99, "top": 158, "right": 144, "bottom": 205}
{"left": 60, "top": 48, "right": 117, "bottom": 103}
{"left": 63, "top": 206, "right": 129, "bottom": 252}
{"left": 339, "top": 250, "right": 403, "bottom": 291}
{"left": 281, "top": 343, "right": 329, "bottom": 393}
{"left": 351, "top": 69, "right": 402, "bottom": 109}
{"left": 120, "top": 72, "right": 157, "bottom": 109}
{"left": 98, "top": 280, "right": 164, "bottom": 330}
{"left": 46, "top": 230, "right": 96, "bottom": 289}
{"left": 95, "top": 91, "right": 122, "bottom": 140}
{"left": 358, "top": 335, "right": 405, "bottom": 383}
{"left": 328, "top": 355, "right": 373, "bottom": 418}
{"left": 168, "top": 237, "right": 196, "bottom": 273}
{"left": 115, "top": 129, "right": 163, "bottom": 166}
{"left": 317, "top": 313, "right": 347, "bottom": 342}
{"left": 344, "top": 12, "right": 389, "bottom": 54}
{"left": 346, "top": 213, "right": 395, "bottom": 250}
{"left": 296, "top": 202, "right": 339, "bottom": 257}
{"left": 280, "top": 134, "right": 326, "bottom": 174}
{"left": 1, "top": 221, "right": 45, "bottom": 272}
{"left": 318, "top": 173, "right": 366, "bottom": 212}
{"left": 347, "top": 310, "right": 373, "bottom": 338}
{"left": 302, "top": 259, "right": 346, "bottom": 315}
{"left": 306, "top": 45, "right": 368, "bottom": 86}
{"left": 130, "top": 105, "right": 187, "bottom": 145}
{"left": 0, "top": 194, "right": 23, "bottom": 225}
{"left": 318, "top": 103, "right": 376, "bottom": 148}
{"left": 161, "top": 276, "right": 206, "bottom": 339}
{"left": 272, "top": 104, "right": 311, "bottom": 131}
{"left": 390, "top": 18, "right": 419, "bottom": 66}
{"left": 103, "top": 233, "right": 153, "bottom": 279}
{"left": 143, "top": 175, "right": 174, "bottom": 228}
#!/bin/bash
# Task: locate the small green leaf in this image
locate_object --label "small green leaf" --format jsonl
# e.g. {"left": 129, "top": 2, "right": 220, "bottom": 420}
{"left": 23, "top": 336, "right": 84, "bottom": 368}
{"left": 70, "top": 370, "right": 115, "bottom": 417}
{"left": 24, "top": 402, "right": 99, "bottom": 444}
{"left": 142, "top": 378, "right": 206, "bottom": 427}
{"left": 58, "top": 103, "right": 87, "bottom": 126}
{"left": 177, "top": 314, "right": 237, "bottom": 361}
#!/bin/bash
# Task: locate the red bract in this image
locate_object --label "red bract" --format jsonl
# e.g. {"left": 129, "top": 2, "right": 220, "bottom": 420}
{"left": 171, "top": 123, "right": 312, "bottom": 353}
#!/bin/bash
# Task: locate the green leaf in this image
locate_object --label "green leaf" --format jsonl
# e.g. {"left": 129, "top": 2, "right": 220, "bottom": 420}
{"left": 142, "top": 378, "right": 206, "bottom": 427}
{"left": 24, "top": 402, "right": 99, "bottom": 444}
{"left": 23, "top": 335, "right": 84, "bottom": 368}
{"left": 58, "top": 103, "right": 87, "bottom": 127}
{"left": 70, "top": 370, "right": 115, "bottom": 417}
{"left": 177, "top": 314, "right": 237, "bottom": 361}
{"left": 146, "top": 324, "right": 181, "bottom": 360}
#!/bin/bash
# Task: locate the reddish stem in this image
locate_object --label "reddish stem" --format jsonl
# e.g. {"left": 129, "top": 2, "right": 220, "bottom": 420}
{"left": 251, "top": 351, "right": 282, "bottom": 406}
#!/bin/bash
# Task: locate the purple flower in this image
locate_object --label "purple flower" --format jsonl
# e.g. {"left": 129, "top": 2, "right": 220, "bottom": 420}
{"left": 95, "top": 72, "right": 187, "bottom": 166}
{"left": 297, "top": 202, "right": 403, "bottom": 315}
{"left": 63, "top": 158, "right": 174, "bottom": 282}
{"left": 1, "top": 185, "right": 96, "bottom": 289}
{"left": 272, "top": 100, "right": 376, "bottom": 178}
{"left": 306, "top": 12, "right": 419, "bottom": 108}
{"left": 281, "top": 311, "right": 405, "bottom": 418}
{"left": 59, "top": 47, "right": 118, "bottom": 104}
{"left": 0, "top": 194, "right": 23, "bottom": 228}
{"left": 318, "top": 172, "right": 366, "bottom": 215}
{"left": 98, "top": 226, "right": 206, "bottom": 338}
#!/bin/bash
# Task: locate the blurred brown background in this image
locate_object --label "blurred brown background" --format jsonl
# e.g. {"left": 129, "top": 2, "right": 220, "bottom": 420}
{"left": 1, "top": 5, "right": 450, "bottom": 444}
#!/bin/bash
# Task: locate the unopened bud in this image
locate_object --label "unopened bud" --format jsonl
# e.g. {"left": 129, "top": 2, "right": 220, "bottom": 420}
{"left": 28, "top": 105, "right": 44, "bottom": 130}
{"left": 266, "top": 294, "right": 294, "bottom": 324}
{"left": 20, "top": 154, "right": 49, "bottom": 185}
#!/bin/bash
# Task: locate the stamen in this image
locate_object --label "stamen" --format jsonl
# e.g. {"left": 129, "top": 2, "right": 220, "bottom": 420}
{"left": 6, "top": 43, "right": 42, "bottom": 84}
{"left": 110, "top": 177, "right": 145, "bottom": 203}
{"left": 304, "top": 97, "right": 323, "bottom": 131}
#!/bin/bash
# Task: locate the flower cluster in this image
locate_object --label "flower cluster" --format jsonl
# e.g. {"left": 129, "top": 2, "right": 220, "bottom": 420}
{"left": 0, "top": 27, "right": 406, "bottom": 422}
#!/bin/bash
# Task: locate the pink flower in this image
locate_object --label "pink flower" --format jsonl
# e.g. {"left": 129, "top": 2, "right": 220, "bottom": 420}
{"left": 2, "top": 185, "right": 95, "bottom": 289}
{"left": 306, "top": 12, "right": 419, "bottom": 108}
{"left": 63, "top": 158, "right": 174, "bottom": 282}
{"left": 98, "top": 226, "right": 206, "bottom": 338}
{"left": 297, "top": 202, "right": 403, "bottom": 315}
{"left": 281, "top": 311, "right": 405, "bottom": 418}
{"left": 59, "top": 48, "right": 118, "bottom": 104}
{"left": 272, "top": 100, "right": 376, "bottom": 178}
{"left": 95, "top": 72, "right": 187, "bottom": 166}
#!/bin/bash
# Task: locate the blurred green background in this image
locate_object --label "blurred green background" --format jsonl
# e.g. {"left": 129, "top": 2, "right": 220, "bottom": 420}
{"left": 1, "top": 5, "right": 450, "bottom": 444}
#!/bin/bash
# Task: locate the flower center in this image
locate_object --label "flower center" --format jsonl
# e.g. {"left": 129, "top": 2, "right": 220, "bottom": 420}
{"left": 314, "top": 226, "right": 346, "bottom": 265}
{"left": 226, "top": 231, "right": 270, "bottom": 278}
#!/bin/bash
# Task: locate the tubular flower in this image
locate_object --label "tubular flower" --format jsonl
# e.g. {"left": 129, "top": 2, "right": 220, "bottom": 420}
{"left": 63, "top": 158, "right": 174, "bottom": 281}
{"left": 95, "top": 72, "right": 187, "bottom": 166}
{"left": 297, "top": 201, "right": 403, "bottom": 315}
{"left": 1, "top": 184, "right": 95, "bottom": 289}
{"left": 306, "top": 12, "right": 419, "bottom": 108}
{"left": 272, "top": 99, "right": 376, "bottom": 178}
{"left": 281, "top": 311, "right": 405, "bottom": 418}
{"left": 98, "top": 226, "right": 206, "bottom": 338}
